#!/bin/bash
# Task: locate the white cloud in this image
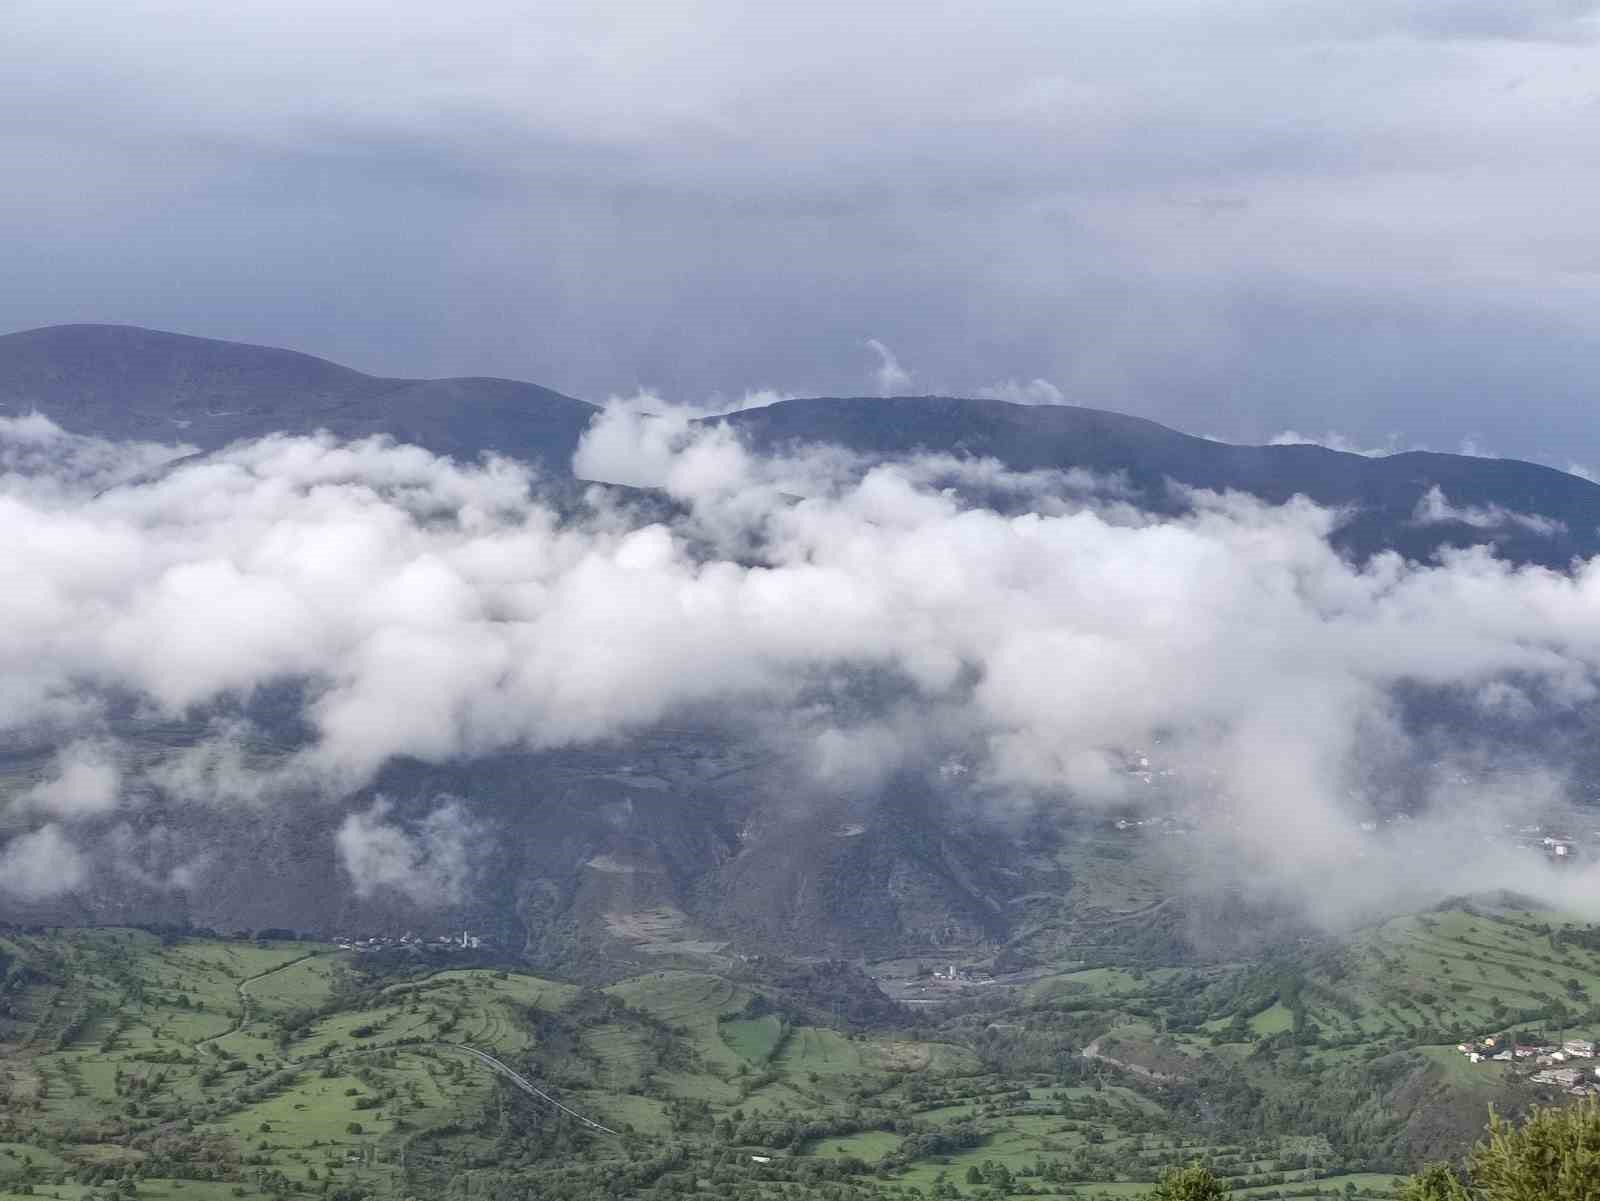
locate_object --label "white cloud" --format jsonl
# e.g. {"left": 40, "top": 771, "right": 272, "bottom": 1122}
{"left": 1412, "top": 484, "right": 1567, "bottom": 536}
{"left": 336, "top": 797, "right": 478, "bottom": 906}
{"left": 14, "top": 742, "right": 121, "bottom": 820}
{"left": 975, "top": 379, "right": 1065, "bottom": 406}
{"left": 0, "top": 413, "right": 195, "bottom": 499}
{"left": 865, "top": 339, "right": 912, "bottom": 396}
{"left": 1267, "top": 430, "right": 1410, "bottom": 457}
{"left": 0, "top": 824, "right": 87, "bottom": 900}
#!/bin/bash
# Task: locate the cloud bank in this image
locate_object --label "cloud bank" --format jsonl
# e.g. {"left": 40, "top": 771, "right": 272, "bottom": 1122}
{"left": 4, "top": 411, "right": 1600, "bottom": 921}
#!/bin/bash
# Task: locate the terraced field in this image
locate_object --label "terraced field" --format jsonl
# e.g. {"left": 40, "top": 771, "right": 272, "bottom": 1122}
{"left": 1167, "top": 900, "right": 1600, "bottom": 1054}
{"left": 607, "top": 970, "right": 749, "bottom": 1023}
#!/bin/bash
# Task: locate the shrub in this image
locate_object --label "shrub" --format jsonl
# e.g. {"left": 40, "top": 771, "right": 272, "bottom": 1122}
{"left": 1397, "top": 1163, "right": 1469, "bottom": 1200}
{"left": 1147, "top": 1163, "right": 1226, "bottom": 1200}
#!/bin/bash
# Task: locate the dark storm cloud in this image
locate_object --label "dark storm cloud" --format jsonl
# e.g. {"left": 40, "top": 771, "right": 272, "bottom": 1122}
{"left": 5, "top": 1, "right": 1600, "bottom": 460}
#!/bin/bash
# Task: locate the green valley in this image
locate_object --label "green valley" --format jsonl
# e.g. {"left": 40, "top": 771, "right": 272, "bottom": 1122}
{"left": 9, "top": 890, "right": 1600, "bottom": 1200}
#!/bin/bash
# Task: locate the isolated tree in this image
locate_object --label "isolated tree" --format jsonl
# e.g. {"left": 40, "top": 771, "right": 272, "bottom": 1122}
{"left": 1146, "top": 1163, "right": 1225, "bottom": 1200}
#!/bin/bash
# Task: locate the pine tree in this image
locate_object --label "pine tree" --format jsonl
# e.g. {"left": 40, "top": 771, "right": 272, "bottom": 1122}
{"left": 1469, "top": 1098, "right": 1600, "bottom": 1200}
{"left": 1398, "top": 1098, "right": 1600, "bottom": 1200}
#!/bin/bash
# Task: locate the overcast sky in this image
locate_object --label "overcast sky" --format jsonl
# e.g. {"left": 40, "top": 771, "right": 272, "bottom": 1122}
{"left": 6, "top": 1, "right": 1600, "bottom": 463}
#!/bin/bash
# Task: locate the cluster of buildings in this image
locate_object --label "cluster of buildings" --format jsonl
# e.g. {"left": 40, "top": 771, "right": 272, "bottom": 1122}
{"left": 1508, "top": 824, "right": 1588, "bottom": 864}
{"left": 1532, "top": 1064, "right": 1599, "bottom": 1091}
{"left": 335, "top": 930, "right": 486, "bottom": 954}
{"left": 1456, "top": 1035, "right": 1600, "bottom": 1094}
{"left": 1540, "top": 835, "right": 1578, "bottom": 863}
{"left": 887, "top": 963, "right": 1001, "bottom": 1003}
{"left": 1112, "top": 815, "right": 1194, "bottom": 834}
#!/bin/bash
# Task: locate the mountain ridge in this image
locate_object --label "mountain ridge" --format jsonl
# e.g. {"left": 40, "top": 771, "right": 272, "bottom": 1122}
{"left": 719, "top": 394, "right": 1600, "bottom": 566}
{"left": 8, "top": 323, "right": 1594, "bottom": 573}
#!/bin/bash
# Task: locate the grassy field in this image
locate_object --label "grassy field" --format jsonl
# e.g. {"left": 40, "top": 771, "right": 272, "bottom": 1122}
{"left": 8, "top": 899, "right": 1600, "bottom": 1199}
{"left": 3, "top": 936, "right": 1041, "bottom": 1197}
{"left": 721, "top": 1013, "right": 787, "bottom": 1062}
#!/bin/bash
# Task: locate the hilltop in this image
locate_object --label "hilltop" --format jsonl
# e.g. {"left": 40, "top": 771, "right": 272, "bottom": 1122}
{"left": 0, "top": 324, "right": 596, "bottom": 469}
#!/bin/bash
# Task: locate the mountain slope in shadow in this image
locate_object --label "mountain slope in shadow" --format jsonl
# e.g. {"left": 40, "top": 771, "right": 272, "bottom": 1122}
{"left": 0, "top": 323, "right": 597, "bottom": 469}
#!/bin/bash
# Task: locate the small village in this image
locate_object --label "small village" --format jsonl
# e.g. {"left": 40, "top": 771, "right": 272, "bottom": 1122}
{"left": 333, "top": 929, "right": 488, "bottom": 954}
{"left": 1456, "top": 1033, "right": 1600, "bottom": 1093}
{"left": 876, "top": 961, "right": 1008, "bottom": 1005}
{"left": 925, "top": 963, "right": 997, "bottom": 987}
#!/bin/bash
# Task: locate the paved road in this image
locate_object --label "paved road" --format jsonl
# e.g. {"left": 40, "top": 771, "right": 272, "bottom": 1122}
{"left": 450, "top": 1044, "right": 621, "bottom": 1136}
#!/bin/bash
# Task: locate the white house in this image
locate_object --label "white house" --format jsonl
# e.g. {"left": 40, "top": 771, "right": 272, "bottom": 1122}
{"left": 1535, "top": 1067, "right": 1584, "bottom": 1087}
